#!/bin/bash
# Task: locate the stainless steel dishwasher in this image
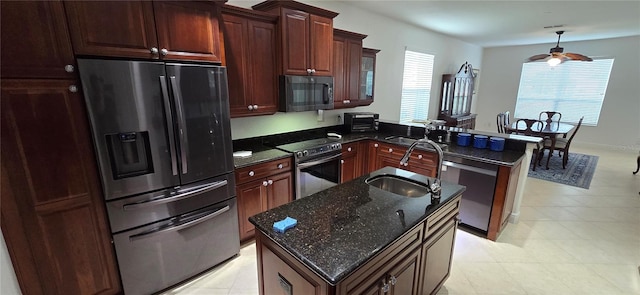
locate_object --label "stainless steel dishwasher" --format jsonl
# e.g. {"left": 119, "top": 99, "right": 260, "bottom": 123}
{"left": 440, "top": 155, "right": 498, "bottom": 232}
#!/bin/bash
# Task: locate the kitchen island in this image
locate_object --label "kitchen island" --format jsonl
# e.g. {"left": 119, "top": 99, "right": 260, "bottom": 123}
{"left": 249, "top": 167, "right": 465, "bottom": 295}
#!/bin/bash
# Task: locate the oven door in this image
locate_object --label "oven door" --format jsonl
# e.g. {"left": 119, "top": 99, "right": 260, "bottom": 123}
{"left": 295, "top": 153, "right": 341, "bottom": 199}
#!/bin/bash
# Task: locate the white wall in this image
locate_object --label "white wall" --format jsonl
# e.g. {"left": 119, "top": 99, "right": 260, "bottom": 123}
{"left": 1, "top": 234, "right": 21, "bottom": 294}
{"left": 226, "top": 0, "right": 482, "bottom": 139}
{"left": 476, "top": 36, "right": 640, "bottom": 150}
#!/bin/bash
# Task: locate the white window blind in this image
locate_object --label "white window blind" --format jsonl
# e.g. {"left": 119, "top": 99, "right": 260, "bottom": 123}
{"left": 514, "top": 59, "right": 614, "bottom": 125}
{"left": 399, "top": 50, "right": 435, "bottom": 124}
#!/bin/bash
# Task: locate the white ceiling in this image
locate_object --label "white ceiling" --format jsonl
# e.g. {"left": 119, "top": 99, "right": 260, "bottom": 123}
{"left": 342, "top": 0, "right": 640, "bottom": 47}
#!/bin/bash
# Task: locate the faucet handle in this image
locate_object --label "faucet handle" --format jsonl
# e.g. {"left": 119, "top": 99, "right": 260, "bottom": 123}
{"left": 429, "top": 178, "right": 442, "bottom": 197}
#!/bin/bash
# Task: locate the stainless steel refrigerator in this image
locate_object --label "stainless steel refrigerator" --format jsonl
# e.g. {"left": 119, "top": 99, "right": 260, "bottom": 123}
{"left": 78, "top": 59, "right": 239, "bottom": 295}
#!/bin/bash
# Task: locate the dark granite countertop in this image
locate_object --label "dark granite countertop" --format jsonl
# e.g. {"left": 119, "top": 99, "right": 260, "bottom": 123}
{"left": 249, "top": 167, "right": 466, "bottom": 285}
{"left": 233, "top": 148, "right": 291, "bottom": 169}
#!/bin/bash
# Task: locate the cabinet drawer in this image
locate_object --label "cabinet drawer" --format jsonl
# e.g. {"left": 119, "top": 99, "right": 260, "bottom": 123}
{"left": 235, "top": 157, "right": 292, "bottom": 184}
{"left": 424, "top": 196, "right": 460, "bottom": 238}
{"left": 341, "top": 142, "right": 359, "bottom": 155}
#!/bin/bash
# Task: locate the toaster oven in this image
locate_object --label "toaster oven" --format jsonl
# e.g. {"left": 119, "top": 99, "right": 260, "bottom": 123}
{"left": 344, "top": 112, "right": 379, "bottom": 133}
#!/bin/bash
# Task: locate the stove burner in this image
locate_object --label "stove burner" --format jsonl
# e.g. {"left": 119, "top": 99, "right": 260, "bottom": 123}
{"left": 275, "top": 138, "right": 342, "bottom": 162}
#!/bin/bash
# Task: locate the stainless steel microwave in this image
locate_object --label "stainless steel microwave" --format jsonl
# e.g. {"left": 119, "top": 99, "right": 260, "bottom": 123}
{"left": 279, "top": 75, "right": 334, "bottom": 112}
{"left": 344, "top": 112, "right": 379, "bottom": 132}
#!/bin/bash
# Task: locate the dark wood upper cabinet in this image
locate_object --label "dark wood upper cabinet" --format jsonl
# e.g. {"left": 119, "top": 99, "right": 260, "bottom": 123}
{"left": 360, "top": 48, "right": 381, "bottom": 105}
{"left": 64, "top": 1, "right": 223, "bottom": 62}
{"left": 221, "top": 5, "right": 278, "bottom": 117}
{"left": 1, "top": 79, "right": 122, "bottom": 295}
{"left": 252, "top": 0, "right": 338, "bottom": 76}
{"left": 1, "top": 1, "right": 75, "bottom": 79}
{"left": 333, "top": 29, "right": 366, "bottom": 108}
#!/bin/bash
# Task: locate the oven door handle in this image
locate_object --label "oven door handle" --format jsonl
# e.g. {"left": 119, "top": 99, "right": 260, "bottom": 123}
{"left": 128, "top": 205, "right": 230, "bottom": 242}
{"left": 122, "top": 180, "right": 228, "bottom": 211}
{"left": 296, "top": 153, "right": 342, "bottom": 169}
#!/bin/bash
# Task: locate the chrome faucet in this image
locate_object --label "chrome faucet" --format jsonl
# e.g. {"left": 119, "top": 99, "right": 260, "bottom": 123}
{"left": 399, "top": 129, "right": 444, "bottom": 197}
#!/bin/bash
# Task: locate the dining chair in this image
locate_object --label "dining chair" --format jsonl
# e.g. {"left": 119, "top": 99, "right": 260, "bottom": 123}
{"left": 513, "top": 118, "right": 544, "bottom": 170}
{"left": 538, "top": 116, "right": 584, "bottom": 169}
{"left": 496, "top": 111, "right": 510, "bottom": 133}
{"left": 539, "top": 111, "right": 562, "bottom": 124}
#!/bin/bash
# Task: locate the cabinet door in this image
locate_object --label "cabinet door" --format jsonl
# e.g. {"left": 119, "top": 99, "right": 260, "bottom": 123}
{"left": 1, "top": 79, "right": 121, "bottom": 295}
{"left": 389, "top": 248, "right": 421, "bottom": 295}
{"left": 246, "top": 18, "right": 278, "bottom": 115}
{"left": 222, "top": 13, "right": 252, "bottom": 116}
{"left": 1, "top": 1, "right": 75, "bottom": 79}
{"left": 359, "top": 48, "right": 379, "bottom": 105}
{"left": 64, "top": 1, "right": 158, "bottom": 59}
{"left": 347, "top": 38, "right": 363, "bottom": 103}
{"left": 421, "top": 218, "right": 457, "bottom": 295}
{"left": 367, "top": 142, "right": 381, "bottom": 173}
{"left": 332, "top": 36, "right": 347, "bottom": 107}
{"left": 341, "top": 153, "right": 357, "bottom": 183}
{"left": 267, "top": 172, "right": 293, "bottom": 209}
{"left": 309, "top": 14, "right": 333, "bottom": 76}
{"left": 281, "top": 8, "right": 310, "bottom": 75}
{"left": 153, "top": 1, "right": 222, "bottom": 62}
{"left": 237, "top": 179, "right": 267, "bottom": 241}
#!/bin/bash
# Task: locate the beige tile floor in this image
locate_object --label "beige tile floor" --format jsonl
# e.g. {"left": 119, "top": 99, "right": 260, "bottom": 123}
{"left": 163, "top": 145, "right": 640, "bottom": 295}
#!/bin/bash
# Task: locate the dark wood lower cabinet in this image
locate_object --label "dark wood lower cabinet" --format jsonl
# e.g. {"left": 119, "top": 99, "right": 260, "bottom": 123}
{"left": 1, "top": 79, "right": 121, "bottom": 294}
{"left": 255, "top": 196, "right": 461, "bottom": 295}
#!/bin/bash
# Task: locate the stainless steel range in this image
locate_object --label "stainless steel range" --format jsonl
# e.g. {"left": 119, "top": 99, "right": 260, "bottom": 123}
{"left": 275, "top": 138, "right": 342, "bottom": 199}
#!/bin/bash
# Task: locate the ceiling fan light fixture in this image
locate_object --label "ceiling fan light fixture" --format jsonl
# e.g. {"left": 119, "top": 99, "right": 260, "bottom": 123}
{"left": 526, "top": 30, "right": 592, "bottom": 64}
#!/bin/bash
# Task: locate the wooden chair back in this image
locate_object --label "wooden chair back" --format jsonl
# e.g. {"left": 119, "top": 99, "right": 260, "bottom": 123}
{"left": 564, "top": 116, "right": 584, "bottom": 149}
{"left": 539, "top": 111, "right": 562, "bottom": 124}
{"left": 513, "top": 119, "right": 544, "bottom": 136}
{"left": 496, "top": 111, "right": 510, "bottom": 133}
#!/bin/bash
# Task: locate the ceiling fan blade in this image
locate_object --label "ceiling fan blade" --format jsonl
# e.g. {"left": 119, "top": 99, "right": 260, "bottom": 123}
{"left": 527, "top": 54, "right": 550, "bottom": 62}
{"left": 564, "top": 52, "right": 593, "bottom": 61}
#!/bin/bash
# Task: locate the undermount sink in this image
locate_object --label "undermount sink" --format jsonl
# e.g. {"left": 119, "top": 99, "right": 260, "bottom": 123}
{"left": 365, "top": 174, "right": 430, "bottom": 198}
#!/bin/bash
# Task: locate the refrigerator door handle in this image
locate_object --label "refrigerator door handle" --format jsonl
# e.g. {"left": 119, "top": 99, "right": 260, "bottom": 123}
{"left": 170, "top": 76, "right": 188, "bottom": 175}
{"left": 122, "top": 180, "right": 228, "bottom": 211}
{"left": 128, "top": 205, "right": 230, "bottom": 242}
{"left": 159, "top": 76, "right": 178, "bottom": 176}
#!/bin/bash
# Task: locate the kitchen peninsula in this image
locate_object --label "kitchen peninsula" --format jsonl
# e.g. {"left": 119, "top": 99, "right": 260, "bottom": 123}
{"left": 249, "top": 167, "right": 465, "bottom": 295}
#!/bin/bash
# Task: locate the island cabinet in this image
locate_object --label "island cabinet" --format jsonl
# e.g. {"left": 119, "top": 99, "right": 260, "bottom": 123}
{"left": 253, "top": 184, "right": 462, "bottom": 295}
{"left": 368, "top": 141, "right": 438, "bottom": 178}
{"left": 340, "top": 141, "right": 368, "bottom": 183}
{"left": 333, "top": 29, "right": 367, "bottom": 108}
{"left": 64, "top": 1, "right": 224, "bottom": 62}
{"left": 1, "top": 2, "right": 121, "bottom": 294}
{"left": 221, "top": 5, "right": 278, "bottom": 117}
{"left": 252, "top": 0, "right": 338, "bottom": 76}
{"left": 235, "top": 158, "right": 293, "bottom": 241}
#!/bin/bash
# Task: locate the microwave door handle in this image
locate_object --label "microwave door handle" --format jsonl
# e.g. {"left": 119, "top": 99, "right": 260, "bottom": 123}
{"left": 169, "top": 76, "right": 188, "bottom": 174}
{"left": 159, "top": 76, "right": 178, "bottom": 175}
{"left": 323, "top": 83, "right": 332, "bottom": 104}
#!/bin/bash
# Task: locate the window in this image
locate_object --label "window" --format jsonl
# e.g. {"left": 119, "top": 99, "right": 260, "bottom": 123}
{"left": 514, "top": 59, "right": 614, "bottom": 125}
{"left": 399, "top": 50, "right": 435, "bottom": 124}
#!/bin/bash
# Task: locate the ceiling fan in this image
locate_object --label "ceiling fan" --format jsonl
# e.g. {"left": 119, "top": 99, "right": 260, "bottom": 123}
{"left": 527, "top": 31, "right": 593, "bottom": 66}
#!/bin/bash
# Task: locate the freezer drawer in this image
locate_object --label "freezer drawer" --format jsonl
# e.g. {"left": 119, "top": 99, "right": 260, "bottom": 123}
{"left": 113, "top": 198, "right": 240, "bottom": 295}
{"left": 106, "top": 173, "right": 236, "bottom": 233}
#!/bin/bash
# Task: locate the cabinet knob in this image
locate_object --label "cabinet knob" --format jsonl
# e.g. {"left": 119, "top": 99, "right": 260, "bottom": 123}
{"left": 160, "top": 48, "right": 168, "bottom": 56}
{"left": 390, "top": 276, "right": 397, "bottom": 285}
{"left": 150, "top": 47, "right": 159, "bottom": 54}
{"left": 68, "top": 85, "right": 78, "bottom": 93}
{"left": 403, "top": 162, "right": 408, "bottom": 166}
{"left": 418, "top": 154, "right": 423, "bottom": 159}
{"left": 249, "top": 171, "right": 255, "bottom": 176}
{"left": 374, "top": 143, "right": 379, "bottom": 148}
{"left": 263, "top": 181, "right": 268, "bottom": 186}
{"left": 277, "top": 164, "right": 283, "bottom": 169}
{"left": 248, "top": 105, "right": 254, "bottom": 110}
{"left": 253, "top": 104, "right": 258, "bottom": 110}
{"left": 381, "top": 282, "right": 390, "bottom": 293}
{"left": 307, "top": 69, "right": 313, "bottom": 74}
{"left": 388, "top": 148, "right": 393, "bottom": 153}
{"left": 341, "top": 160, "right": 344, "bottom": 164}
{"left": 64, "top": 64, "right": 74, "bottom": 73}
{"left": 347, "top": 147, "right": 352, "bottom": 152}
{"left": 311, "top": 69, "right": 316, "bottom": 73}
{"left": 268, "top": 179, "right": 273, "bottom": 185}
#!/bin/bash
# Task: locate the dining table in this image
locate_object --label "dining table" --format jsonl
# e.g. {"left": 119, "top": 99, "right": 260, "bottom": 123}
{"left": 508, "top": 121, "right": 575, "bottom": 170}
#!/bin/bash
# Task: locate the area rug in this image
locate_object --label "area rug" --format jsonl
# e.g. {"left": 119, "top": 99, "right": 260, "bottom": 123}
{"left": 528, "top": 152, "right": 599, "bottom": 189}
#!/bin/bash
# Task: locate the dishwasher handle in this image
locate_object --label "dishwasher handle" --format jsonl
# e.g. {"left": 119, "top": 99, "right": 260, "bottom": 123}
{"left": 442, "top": 160, "right": 497, "bottom": 176}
